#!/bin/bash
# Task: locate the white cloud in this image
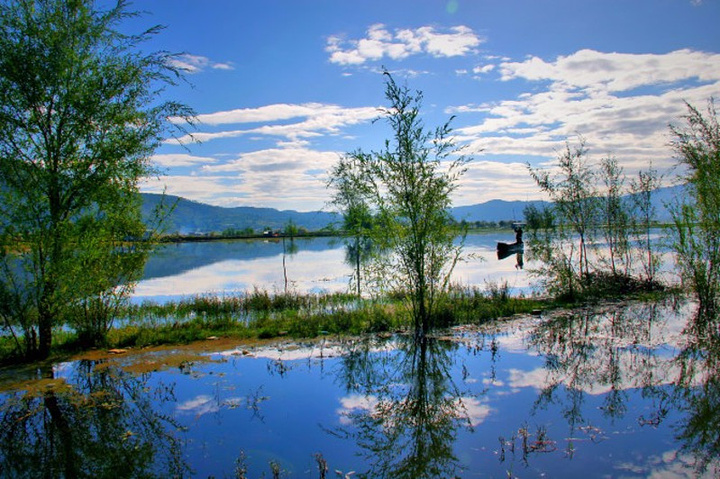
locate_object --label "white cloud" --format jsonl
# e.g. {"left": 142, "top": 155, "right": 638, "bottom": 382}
{"left": 176, "top": 394, "right": 219, "bottom": 416}
{"left": 452, "top": 49, "right": 720, "bottom": 176}
{"left": 499, "top": 49, "right": 720, "bottom": 92}
{"left": 175, "top": 103, "right": 378, "bottom": 144}
{"left": 202, "top": 147, "right": 339, "bottom": 174}
{"left": 472, "top": 64, "right": 495, "bottom": 75}
{"left": 167, "top": 53, "right": 235, "bottom": 74}
{"left": 142, "top": 146, "right": 340, "bottom": 211}
{"left": 327, "top": 24, "right": 483, "bottom": 65}
{"left": 151, "top": 153, "right": 218, "bottom": 167}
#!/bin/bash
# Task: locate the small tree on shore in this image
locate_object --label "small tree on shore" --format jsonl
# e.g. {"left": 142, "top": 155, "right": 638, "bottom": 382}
{"left": 527, "top": 137, "right": 597, "bottom": 299}
{"left": 630, "top": 163, "right": 662, "bottom": 285}
{"left": 598, "top": 156, "right": 631, "bottom": 277}
{"left": 329, "top": 71, "right": 470, "bottom": 338}
{"left": 328, "top": 158, "right": 376, "bottom": 297}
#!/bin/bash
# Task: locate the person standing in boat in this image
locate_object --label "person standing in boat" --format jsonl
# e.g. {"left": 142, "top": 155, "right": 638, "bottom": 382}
{"left": 514, "top": 224, "right": 523, "bottom": 244}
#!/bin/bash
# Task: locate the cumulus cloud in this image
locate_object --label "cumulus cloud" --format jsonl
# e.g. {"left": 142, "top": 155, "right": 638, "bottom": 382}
{"left": 167, "top": 53, "right": 235, "bottom": 73}
{"left": 150, "top": 101, "right": 383, "bottom": 210}
{"left": 142, "top": 146, "right": 340, "bottom": 211}
{"left": 202, "top": 147, "right": 339, "bottom": 174}
{"left": 451, "top": 49, "right": 720, "bottom": 174}
{"left": 327, "top": 24, "right": 483, "bottom": 65}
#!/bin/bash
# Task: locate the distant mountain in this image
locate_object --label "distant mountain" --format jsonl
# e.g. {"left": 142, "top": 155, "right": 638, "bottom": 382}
{"left": 451, "top": 199, "right": 547, "bottom": 223}
{"left": 141, "top": 193, "right": 339, "bottom": 234}
{"left": 451, "top": 185, "right": 683, "bottom": 224}
{"left": 141, "top": 185, "right": 682, "bottom": 234}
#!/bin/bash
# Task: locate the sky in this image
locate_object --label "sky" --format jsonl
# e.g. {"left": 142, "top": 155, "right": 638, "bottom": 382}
{"left": 127, "top": 0, "right": 720, "bottom": 212}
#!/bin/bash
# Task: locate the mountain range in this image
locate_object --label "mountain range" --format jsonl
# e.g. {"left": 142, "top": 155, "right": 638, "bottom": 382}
{"left": 142, "top": 185, "right": 681, "bottom": 234}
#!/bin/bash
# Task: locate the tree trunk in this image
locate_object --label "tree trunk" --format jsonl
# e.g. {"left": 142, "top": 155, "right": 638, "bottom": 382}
{"left": 37, "top": 312, "right": 53, "bottom": 360}
{"left": 355, "top": 237, "right": 361, "bottom": 297}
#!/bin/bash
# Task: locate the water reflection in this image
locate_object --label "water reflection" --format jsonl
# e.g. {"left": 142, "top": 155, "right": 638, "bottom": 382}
{"left": 0, "top": 360, "right": 187, "bottom": 478}
{"left": 132, "top": 233, "right": 537, "bottom": 302}
{"left": 512, "top": 301, "right": 720, "bottom": 476}
{"left": 674, "top": 311, "right": 720, "bottom": 475}
{"left": 331, "top": 335, "right": 479, "bottom": 478}
{"left": 2, "top": 299, "right": 717, "bottom": 477}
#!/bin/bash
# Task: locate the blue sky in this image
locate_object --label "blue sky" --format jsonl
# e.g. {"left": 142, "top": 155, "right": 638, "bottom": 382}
{"left": 130, "top": 0, "right": 720, "bottom": 211}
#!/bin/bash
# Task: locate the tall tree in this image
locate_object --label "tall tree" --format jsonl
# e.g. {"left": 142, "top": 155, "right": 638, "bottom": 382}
{"left": 330, "top": 71, "right": 470, "bottom": 338}
{"left": 0, "top": 0, "right": 192, "bottom": 359}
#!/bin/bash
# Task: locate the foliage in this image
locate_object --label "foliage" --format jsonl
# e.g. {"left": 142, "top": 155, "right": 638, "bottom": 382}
{"left": 598, "top": 156, "right": 631, "bottom": 276}
{"left": 526, "top": 138, "right": 597, "bottom": 299}
{"left": 669, "top": 99, "right": 720, "bottom": 318}
{"left": 630, "top": 163, "right": 663, "bottom": 285}
{"left": 0, "top": 0, "right": 191, "bottom": 358}
{"left": 525, "top": 137, "right": 665, "bottom": 300}
{"left": 329, "top": 71, "right": 470, "bottom": 337}
{"left": 328, "top": 152, "right": 378, "bottom": 296}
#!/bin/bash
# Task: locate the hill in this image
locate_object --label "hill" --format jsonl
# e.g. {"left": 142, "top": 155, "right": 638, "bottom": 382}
{"left": 141, "top": 193, "right": 339, "bottom": 234}
{"left": 141, "top": 185, "right": 680, "bottom": 234}
{"left": 451, "top": 199, "right": 547, "bottom": 223}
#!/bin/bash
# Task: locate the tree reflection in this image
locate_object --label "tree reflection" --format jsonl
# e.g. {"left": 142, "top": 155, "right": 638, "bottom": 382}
{"left": 343, "top": 235, "right": 376, "bottom": 297}
{"left": 0, "top": 360, "right": 188, "bottom": 478}
{"left": 331, "top": 335, "right": 476, "bottom": 478}
{"left": 673, "top": 310, "right": 720, "bottom": 475}
{"left": 514, "top": 301, "right": 720, "bottom": 475}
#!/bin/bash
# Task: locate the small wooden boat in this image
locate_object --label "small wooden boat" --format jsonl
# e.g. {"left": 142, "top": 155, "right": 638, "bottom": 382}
{"left": 497, "top": 241, "right": 524, "bottom": 260}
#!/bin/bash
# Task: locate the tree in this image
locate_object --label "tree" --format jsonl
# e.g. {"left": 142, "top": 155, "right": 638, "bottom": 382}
{"left": 0, "top": 0, "right": 192, "bottom": 359}
{"left": 527, "top": 138, "right": 597, "bottom": 299}
{"left": 630, "top": 163, "right": 662, "bottom": 285}
{"left": 669, "top": 99, "right": 720, "bottom": 318}
{"left": 328, "top": 156, "right": 376, "bottom": 296}
{"left": 598, "top": 155, "right": 631, "bottom": 277}
{"left": 330, "top": 71, "right": 470, "bottom": 338}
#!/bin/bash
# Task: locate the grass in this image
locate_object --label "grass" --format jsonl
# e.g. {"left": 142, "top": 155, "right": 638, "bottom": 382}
{"left": 0, "top": 276, "right": 675, "bottom": 366}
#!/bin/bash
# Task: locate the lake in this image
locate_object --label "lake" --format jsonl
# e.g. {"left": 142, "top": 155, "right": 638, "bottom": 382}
{"left": 133, "top": 232, "right": 539, "bottom": 303}
{"left": 1, "top": 299, "right": 717, "bottom": 478}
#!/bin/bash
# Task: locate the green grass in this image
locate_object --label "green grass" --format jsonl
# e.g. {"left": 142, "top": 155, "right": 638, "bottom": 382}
{"left": 1, "top": 279, "right": 677, "bottom": 366}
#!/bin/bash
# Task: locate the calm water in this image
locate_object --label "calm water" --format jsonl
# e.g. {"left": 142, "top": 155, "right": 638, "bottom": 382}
{"left": 132, "top": 233, "right": 538, "bottom": 303}
{"left": 2, "top": 299, "right": 718, "bottom": 478}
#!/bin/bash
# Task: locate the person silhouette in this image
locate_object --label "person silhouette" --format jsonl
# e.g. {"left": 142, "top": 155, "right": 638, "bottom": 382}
{"left": 514, "top": 225, "right": 523, "bottom": 244}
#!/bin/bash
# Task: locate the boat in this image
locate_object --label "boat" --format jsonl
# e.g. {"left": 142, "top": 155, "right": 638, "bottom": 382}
{"left": 496, "top": 241, "right": 524, "bottom": 260}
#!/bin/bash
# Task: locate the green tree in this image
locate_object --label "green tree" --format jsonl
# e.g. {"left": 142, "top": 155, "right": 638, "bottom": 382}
{"left": 0, "top": 0, "right": 192, "bottom": 359}
{"left": 527, "top": 138, "right": 597, "bottom": 299}
{"left": 328, "top": 156, "right": 376, "bottom": 296}
{"left": 331, "top": 72, "right": 470, "bottom": 337}
{"left": 630, "top": 163, "right": 662, "bottom": 285}
{"left": 669, "top": 99, "right": 720, "bottom": 318}
{"left": 598, "top": 155, "right": 631, "bottom": 277}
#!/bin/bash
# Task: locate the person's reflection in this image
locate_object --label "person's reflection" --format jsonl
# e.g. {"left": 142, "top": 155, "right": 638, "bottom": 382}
{"left": 332, "top": 335, "right": 477, "bottom": 478}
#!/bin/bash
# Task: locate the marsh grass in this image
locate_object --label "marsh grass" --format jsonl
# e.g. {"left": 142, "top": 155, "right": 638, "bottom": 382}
{"left": 0, "top": 283, "right": 671, "bottom": 365}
